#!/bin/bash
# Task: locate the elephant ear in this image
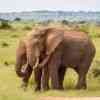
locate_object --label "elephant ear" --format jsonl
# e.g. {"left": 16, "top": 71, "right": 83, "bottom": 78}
{"left": 46, "top": 29, "right": 64, "bottom": 55}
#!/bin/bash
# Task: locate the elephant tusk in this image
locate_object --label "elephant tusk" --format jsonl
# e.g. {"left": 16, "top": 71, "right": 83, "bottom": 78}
{"left": 33, "top": 54, "right": 51, "bottom": 70}
{"left": 38, "top": 55, "right": 51, "bottom": 69}
{"left": 33, "top": 57, "right": 39, "bottom": 70}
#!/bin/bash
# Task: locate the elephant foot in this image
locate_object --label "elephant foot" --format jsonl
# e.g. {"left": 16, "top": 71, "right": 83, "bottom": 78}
{"left": 41, "top": 82, "right": 49, "bottom": 91}
{"left": 20, "top": 82, "right": 28, "bottom": 91}
{"left": 51, "top": 86, "right": 62, "bottom": 90}
{"left": 34, "top": 86, "right": 41, "bottom": 92}
{"left": 51, "top": 83, "right": 62, "bottom": 90}
{"left": 58, "top": 86, "right": 64, "bottom": 90}
{"left": 55, "top": 87, "right": 64, "bottom": 90}
{"left": 41, "top": 86, "right": 49, "bottom": 92}
{"left": 75, "top": 84, "right": 87, "bottom": 90}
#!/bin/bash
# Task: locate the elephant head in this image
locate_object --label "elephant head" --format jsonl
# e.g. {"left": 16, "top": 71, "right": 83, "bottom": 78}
{"left": 15, "top": 28, "right": 64, "bottom": 77}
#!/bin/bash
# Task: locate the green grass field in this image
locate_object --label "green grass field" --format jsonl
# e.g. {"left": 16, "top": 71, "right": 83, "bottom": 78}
{"left": 0, "top": 21, "right": 100, "bottom": 100}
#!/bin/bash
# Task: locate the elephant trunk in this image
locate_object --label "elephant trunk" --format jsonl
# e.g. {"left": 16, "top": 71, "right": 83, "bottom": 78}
{"left": 15, "top": 59, "right": 26, "bottom": 77}
{"left": 15, "top": 39, "right": 27, "bottom": 77}
{"left": 38, "top": 55, "right": 50, "bottom": 68}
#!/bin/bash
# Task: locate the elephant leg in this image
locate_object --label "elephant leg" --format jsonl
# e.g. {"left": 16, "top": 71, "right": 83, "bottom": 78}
{"left": 34, "top": 68, "right": 42, "bottom": 91}
{"left": 58, "top": 66, "right": 66, "bottom": 90}
{"left": 75, "top": 56, "right": 93, "bottom": 89}
{"left": 41, "top": 65, "right": 49, "bottom": 91}
{"left": 49, "top": 52, "right": 62, "bottom": 89}
{"left": 50, "top": 67, "right": 59, "bottom": 89}
{"left": 76, "top": 71, "right": 87, "bottom": 89}
{"left": 21, "top": 64, "right": 33, "bottom": 90}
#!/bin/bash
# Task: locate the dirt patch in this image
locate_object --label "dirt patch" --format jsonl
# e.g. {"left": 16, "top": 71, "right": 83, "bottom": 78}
{"left": 40, "top": 97, "right": 100, "bottom": 100}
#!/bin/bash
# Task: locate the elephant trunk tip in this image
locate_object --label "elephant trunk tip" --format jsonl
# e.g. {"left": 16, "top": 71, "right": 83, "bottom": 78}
{"left": 15, "top": 66, "right": 25, "bottom": 77}
{"left": 16, "top": 71, "right": 24, "bottom": 77}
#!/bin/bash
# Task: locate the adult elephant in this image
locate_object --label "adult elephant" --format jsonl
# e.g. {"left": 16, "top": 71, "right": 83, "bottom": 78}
{"left": 15, "top": 28, "right": 64, "bottom": 91}
{"left": 41, "top": 30, "right": 96, "bottom": 90}
{"left": 15, "top": 27, "right": 95, "bottom": 91}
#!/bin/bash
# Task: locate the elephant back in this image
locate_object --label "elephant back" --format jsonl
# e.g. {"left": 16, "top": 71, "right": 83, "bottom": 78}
{"left": 64, "top": 31, "right": 89, "bottom": 41}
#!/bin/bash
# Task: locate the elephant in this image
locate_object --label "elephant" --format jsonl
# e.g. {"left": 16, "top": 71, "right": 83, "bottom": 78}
{"left": 41, "top": 30, "right": 96, "bottom": 90}
{"left": 15, "top": 27, "right": 96, "bottom": 91}
{"left": 15, "top": 28, "right": 64, "bottom": 91}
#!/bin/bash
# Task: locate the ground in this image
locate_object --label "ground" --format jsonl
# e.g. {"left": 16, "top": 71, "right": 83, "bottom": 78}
{"left": 40, "top": 97, "right": 100, "bottom": 100}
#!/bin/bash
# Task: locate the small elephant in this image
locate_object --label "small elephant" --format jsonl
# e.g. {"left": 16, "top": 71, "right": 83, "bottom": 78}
{"left": 15, "top": 28, "right": 64, "bottom": 90}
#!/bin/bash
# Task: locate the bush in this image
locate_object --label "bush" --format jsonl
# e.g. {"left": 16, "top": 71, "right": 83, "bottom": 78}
{"left": 23, "top": 26, "right": 32, "bottom": 30}
{"left": 14, "top": 17, "right": 21, "bottom": 21}
{"left": 92, "top": 60, "right": 100, "bottom": 77}
{"left": 39, "top": 20, "right": 53, "bottom": 26}
{"left": 1, "top": 42, "right": 9, "bottom": 47}
{"left": 11, "top": 34, "right": 18, "bottom": 38}
{"left": 78, "top": 21, "right": 86, "bottom": 24}
{"left": 0, "top": 20, "right": 12, "bottom": 29}
{"left": 4, "top": 61, "right": 9, "bottom": 66}
{"left": 78, "top": 24, "right": 89, "bottom": 33}
{"left": 61, "top": 20, "right": 69, "bottom": 25}
{"left": 0, "top": 18, "right": 6, "bottom": 21}
{"left": 93, "top": 68, "right": 100, "bottom": 77}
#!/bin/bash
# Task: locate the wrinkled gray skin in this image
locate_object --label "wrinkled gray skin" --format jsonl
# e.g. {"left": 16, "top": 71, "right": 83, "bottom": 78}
{"left": 15, "top": 28, "right": 95, "bottom": 91}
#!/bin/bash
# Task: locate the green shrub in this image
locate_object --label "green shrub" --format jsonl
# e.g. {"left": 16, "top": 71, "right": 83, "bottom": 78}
{"left": 62, "top": 20, "right": 69, "bottom": 25}
{"left": 23, "top": 26, "right": 32, "bottom": 30}
{"left": 11, "top": 34, "right": 18, "bottom": 38}
{"left": 39, "top": 20, "right": 53, "bottom": 26}
{"left": 96, "top": 33, "right": 100, "bottom": 38}
{"left": 1, "top": 42, "right": 9, "bottom": 47}
{"left": 0, "top": 20, "right": 12, "bottom": 29}
{"left": 4, "top": 61, "right": 9, "bottom": 66}
{"left": 78, "top": 21, "right": 86, "bottom": 24}
{"left": 93, "top": 68, "right": 100, "bottom": 77}
{"left": 92, "top": 60, "right": 100, "bottom": 77}
{"left": 78, "top": 24, "right": 89, "bottom": 33}
{"left": 14, "top": 17, "right": 21, "bottom": 21}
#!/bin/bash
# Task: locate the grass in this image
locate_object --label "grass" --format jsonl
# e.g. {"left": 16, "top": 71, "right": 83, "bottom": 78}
{"left": 0, "top": 21, "right": 100, "bottom": 99}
